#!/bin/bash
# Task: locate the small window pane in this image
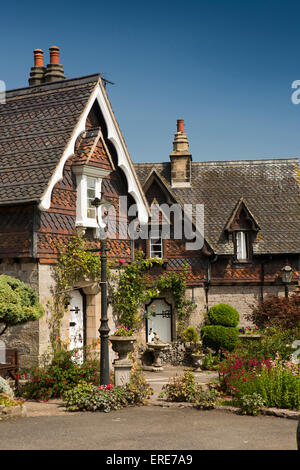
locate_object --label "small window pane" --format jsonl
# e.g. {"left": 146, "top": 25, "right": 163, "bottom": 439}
{"left": 87, "top": 177, "right": 96, "bottom": 189}
{"left": 236, "top": 231, "right": 248, "bottom": 260}
{"left": 86, "top": 177, "right": 96, "bottom": 219}
{"left": 150, "top": 237, "right": 163, "bottom": 258}
{"left": 87, "top": 189, "right": 95, "bottom": 198}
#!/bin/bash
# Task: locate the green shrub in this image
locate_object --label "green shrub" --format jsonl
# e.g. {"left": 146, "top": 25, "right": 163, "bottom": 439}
{"left": 233, "top": 325, "right": 300, "bottom": 362}
{"left": 0, "top": 275, "right": 44, "bottom": 334}
{"left": 63, "top": 383, "right": 128, "bottom": 412}
{"left": 252, "top": 325, "right": 300, "bottom": 361}
{"left": 238, "top": 393, "right": 265, "bottom": 416}
{"left": 125, "top": 363, "right": 153, "bottom": 404}
{"left": 208, "top": 303, "right": 240, "bottom": 327}
{"left": 63, "top": 366, "right": 153, "bottom": 412}
{"left": 201, "top": 351, "right": 221, "bottom": 371}
{"left": 194, "top": 389, "right": 218, "bottom": 410}
{"left": 19, "top": 348, "right": 99, "bottom": 401}
{"left": 201, "top": 325, "right": 239, "bottom": 352}
{"left": 162, "top": 372, "right": 203, "bottom": 402}
{"left": 183, "top": 327, "right": 199, "bottom": 343}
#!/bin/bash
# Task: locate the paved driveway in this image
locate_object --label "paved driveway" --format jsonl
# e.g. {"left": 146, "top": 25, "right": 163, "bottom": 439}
{"left": 0, "top": 406, "right": 298, "bottom": 450}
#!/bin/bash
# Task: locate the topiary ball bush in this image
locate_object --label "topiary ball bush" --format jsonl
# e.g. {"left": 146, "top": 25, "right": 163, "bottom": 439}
{"left": 183, "top": 327, "right": 199, "bottom": 343}
{"left": 208, "top": 303, "right": 240, "bottom": 327}
{"left": 201, "top": 325, "right": 239, "bottom": 352}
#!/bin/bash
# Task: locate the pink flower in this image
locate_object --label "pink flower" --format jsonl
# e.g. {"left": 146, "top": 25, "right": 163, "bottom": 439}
{"left": 119, "top": 259, "right": 125, "bottom": 264}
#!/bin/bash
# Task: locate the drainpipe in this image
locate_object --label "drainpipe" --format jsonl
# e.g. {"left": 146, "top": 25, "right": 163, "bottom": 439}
{"left": 205, "top": 254, "right": 218, "bottom": 313}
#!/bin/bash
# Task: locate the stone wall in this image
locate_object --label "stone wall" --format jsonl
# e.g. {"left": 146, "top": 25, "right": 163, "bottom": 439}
{"left": 207, "top": 284, "right": 295, "bottom": 326}
{"left": 185, "top": 286, "right": 206, "bottom": 331}
{"left": 0, "top": 260, "right": 40, "bottom": 368}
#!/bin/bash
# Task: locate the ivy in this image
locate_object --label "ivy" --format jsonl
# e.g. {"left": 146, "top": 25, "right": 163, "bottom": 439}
{"left": 55, "top": 235, "right": 102, "bottom": 292}
{"left": 49, "top": 235, "right": 102, "bottom": 351}
{"left": 49, "top": 238, "right": 196, "bottom": 349}
{"left": 112, "top": 251, "right": 163, "bottom": 328}
{"left": 112, "top": 251, "right": 195, "bottom": 334}
{"left": 153, "top": 268, "right": 196, "bottom": 335}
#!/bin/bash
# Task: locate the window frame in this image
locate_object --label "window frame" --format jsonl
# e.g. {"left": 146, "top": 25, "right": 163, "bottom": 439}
{"left": 234, "top": 230, "right": 251, "bottom": 263}
{"left": 73, "top": 165, "right": 110, "bottom": 229}
{"left": 149, "top": 234, "right": 163, "bottom": 259}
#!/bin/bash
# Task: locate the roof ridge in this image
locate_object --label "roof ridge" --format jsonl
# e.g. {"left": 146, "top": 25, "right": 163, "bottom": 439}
{"left": 191, "top": 158, "right": 299, "bottom": 165}
{"left": 134, "top": 157, "right": 299, "bottom": 166}
{"left": 5, "top": 74, "right": 101, "bottom": 99}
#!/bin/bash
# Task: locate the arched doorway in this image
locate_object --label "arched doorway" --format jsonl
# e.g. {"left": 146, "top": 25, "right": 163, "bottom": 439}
{"left": 146, "top": 298, "right": 172, "bottom": 343}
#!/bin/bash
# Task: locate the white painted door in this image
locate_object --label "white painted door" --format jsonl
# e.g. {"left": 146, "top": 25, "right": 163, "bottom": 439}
{"left": 69, "top": 290, "right": 84, "bottom": 363}
{"left": 146, "top": 299, "right": 172, "bottom": 343}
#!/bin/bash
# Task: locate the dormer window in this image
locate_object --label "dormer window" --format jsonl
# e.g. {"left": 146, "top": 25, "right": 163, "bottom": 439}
{"left": 72, "top": 165, "right": 110, "bottom": 228}
{"left": 224, "top": 198, "right": 260, "bottom": 264}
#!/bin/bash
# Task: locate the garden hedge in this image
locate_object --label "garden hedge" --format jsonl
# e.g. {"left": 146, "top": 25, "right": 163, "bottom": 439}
{"left": 201, "top": 325, "right": 239, "bottom": 352}
{"left": 208, "top": 303, "right": 240, "bottom": 327}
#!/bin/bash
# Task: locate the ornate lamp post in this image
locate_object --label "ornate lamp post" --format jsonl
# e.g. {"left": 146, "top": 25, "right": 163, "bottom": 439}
{"left": 91, "top": 195, "right": 113, "bottom": 386}
{"left": 281, "top": 264, "right": 293, "bottom": 299}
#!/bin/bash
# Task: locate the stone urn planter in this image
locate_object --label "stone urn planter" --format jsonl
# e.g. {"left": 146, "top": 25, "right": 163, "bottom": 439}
{"left": 191, "top": 352, "right": 204, "bottom": 371}
{"left": 109, "top": 335, "right": 137, "bottom": 387}
{"left": 109, "top": 336, "right": 137, "bottom": 364}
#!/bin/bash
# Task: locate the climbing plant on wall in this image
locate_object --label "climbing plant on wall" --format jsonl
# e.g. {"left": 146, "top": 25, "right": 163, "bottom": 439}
{"left": 49, "top": 238, "right": 196, "bottom": 349}
{"left": 111, "top": 252, "right": 163, "bottom": 328}
{"left": 49, "top": 235, "right": 102, "bottom": 351}
{"left": 153, "top": 268, "right": 196, "bottom": 334}
{"left": 112, "top": 251, "right": 195, "bottom": 334}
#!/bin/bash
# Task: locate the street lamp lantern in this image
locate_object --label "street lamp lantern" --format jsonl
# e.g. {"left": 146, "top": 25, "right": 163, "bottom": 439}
{"left": 91, "top": 194, "right": 114, "bottom": 386}
{"left": 281, "top": 265, "right": 293, "bottom": 284}
{"left": 281, "top": 265, "right": 293, "bottom": 298}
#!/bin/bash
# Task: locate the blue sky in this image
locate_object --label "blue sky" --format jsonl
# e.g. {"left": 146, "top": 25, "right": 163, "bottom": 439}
{"left": 1, "top": 0, "right": 300, "bottom": 163}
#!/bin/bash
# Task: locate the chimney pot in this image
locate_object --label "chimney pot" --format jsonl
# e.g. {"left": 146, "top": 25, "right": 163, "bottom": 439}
{"left": 49, "top": 46, "right": 60, "bottom": 64}
{"left": 44, "top": 46, "right": 66, "bottom": 82}
{"left": 34, "top": 49, "right": 44, "bottom": 67}
{"left": 177, "top": 119, "right": 184, "bottom": 133}
{"left": 29, "top": 48, "right": 46, "bottom": 86}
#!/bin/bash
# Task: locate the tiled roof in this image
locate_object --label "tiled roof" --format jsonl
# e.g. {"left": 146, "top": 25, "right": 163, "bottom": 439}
{"left": 134, "top": 158, "right": 300, "bottom": 255}
{"left": 0, "top": 75, "right": 99, "bottom": 205}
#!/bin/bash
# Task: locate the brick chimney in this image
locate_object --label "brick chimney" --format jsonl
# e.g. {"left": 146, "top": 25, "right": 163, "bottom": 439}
{"left": 44, "top": 46, "right": 66, "bottom": 83}
{"left": 170, "top": 119, "right": 192, "bottom": 187}
{"left": 28, "top": 49, "right": 46, "bottom": 86}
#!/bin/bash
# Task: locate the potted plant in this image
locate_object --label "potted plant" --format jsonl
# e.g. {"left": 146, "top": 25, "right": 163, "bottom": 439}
{"left": 109, "top": 326, "right": 137, "bottom": 363}
{"left": 238, "top": 326, "right": 261, "bottom": 344}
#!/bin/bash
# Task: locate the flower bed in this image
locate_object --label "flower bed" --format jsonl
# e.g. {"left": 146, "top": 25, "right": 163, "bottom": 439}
{"left": 219, "top": 352, "right": 300, "bottom": 410}
{"left": 18, "top": 348, "right": 99, "bottom": 401}
{"left": 63, "top": 365, "right": 153, "bottom": 412}
{"left": 160, "top": 372, "right": 218, "bottom": 409}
